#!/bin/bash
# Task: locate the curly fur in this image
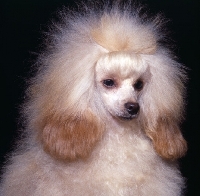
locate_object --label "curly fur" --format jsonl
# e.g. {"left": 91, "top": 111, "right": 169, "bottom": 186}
{"left": 0, "top": 1, "right": 187, "bottom": 195}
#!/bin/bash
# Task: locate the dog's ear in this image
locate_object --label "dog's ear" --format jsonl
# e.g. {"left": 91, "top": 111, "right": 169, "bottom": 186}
{"left": 145, "top": 118, "right": 187, "bottom": 160}
{"left": 40, "top": 109, "right": 104, "bottom": 161}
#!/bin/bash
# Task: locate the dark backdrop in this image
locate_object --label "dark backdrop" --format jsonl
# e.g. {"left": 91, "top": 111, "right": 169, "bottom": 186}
{"left": 1, "top": 0, "right": 199, "bottom": 195}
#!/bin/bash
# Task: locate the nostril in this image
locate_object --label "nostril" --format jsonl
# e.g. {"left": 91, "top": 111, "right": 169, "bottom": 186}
{"left": 124, "top": 102, "right": 140, "bottom": 115}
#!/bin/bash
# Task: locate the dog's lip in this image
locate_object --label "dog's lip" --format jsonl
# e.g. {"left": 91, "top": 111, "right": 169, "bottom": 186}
{"left": 118, "top": 114, "right": 138, "bottom": 121}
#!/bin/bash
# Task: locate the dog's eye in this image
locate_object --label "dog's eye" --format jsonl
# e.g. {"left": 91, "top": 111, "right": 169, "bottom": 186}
{"left": 103, "top": 79, "right": 115, "bottom": 88}
{"left": 134, "top": 79, "right": 143, "bottom": 91}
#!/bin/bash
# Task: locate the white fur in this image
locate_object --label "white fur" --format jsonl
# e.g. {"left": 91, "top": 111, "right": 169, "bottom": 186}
{"left": 0, "top": 1, "right": 187, "bottom": 196}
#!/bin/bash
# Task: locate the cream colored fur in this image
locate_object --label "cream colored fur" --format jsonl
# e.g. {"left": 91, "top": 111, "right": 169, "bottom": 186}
{"left": 0, "top": 1, "right": 187, "bottom": 195}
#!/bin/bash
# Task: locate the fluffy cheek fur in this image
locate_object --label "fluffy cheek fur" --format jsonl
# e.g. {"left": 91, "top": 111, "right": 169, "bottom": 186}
{"left": 145, "top": 118, "right": 187, "bottom": 160}
{"left": 38, "top": 109, "right": 104, "bottom": 161}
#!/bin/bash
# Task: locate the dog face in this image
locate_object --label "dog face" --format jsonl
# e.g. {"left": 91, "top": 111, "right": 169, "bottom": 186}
{"left": 96, "top": 52, "right": 149, "bottom": 121}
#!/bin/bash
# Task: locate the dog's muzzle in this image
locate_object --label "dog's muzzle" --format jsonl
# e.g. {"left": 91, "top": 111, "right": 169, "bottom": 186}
{"left": 120, "top": 102, "right": 140, "bottom": 120}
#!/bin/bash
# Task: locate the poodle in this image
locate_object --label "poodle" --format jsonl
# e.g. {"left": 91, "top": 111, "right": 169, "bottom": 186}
{"left": 0, "top": 1, "right": 187, "bottom": 195}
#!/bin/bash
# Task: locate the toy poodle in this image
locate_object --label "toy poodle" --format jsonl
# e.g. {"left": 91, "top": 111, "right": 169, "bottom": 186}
{"left": 0, "top": 1, "right": 187, "bottom": 195}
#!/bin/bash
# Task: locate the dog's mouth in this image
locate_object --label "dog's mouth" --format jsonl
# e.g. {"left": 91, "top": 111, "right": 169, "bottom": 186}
{"left": 120, "top": 116, "right": 135, "bottom": 121}
{"left": 118, "top": 113, "right": 139, "bottom": 121}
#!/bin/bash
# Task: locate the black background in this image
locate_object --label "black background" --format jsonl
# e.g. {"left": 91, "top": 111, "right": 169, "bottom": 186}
{"left": 1, "top": 0, "right": 199, "bottom": 195}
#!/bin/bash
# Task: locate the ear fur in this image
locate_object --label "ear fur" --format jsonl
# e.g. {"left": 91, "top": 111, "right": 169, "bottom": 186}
{"left": 138, "top": 53, "right": 187, "bottom": 160}
{"left": 146, "top": 118, "right": 187, "bottom": 160}
{"left": 40, "top": 109, "right": 104, "bottom": 161}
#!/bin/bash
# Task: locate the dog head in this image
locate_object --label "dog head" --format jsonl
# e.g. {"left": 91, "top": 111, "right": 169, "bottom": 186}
{"left": 27, "top": 3, "right": 187, "bottom": 162}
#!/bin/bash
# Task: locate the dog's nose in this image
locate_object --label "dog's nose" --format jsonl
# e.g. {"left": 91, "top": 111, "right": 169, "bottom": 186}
{"left": 124, "top": 102, "right": 140, "bottom": 116}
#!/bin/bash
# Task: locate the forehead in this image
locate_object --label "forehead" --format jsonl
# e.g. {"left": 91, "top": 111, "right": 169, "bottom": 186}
{"left": 96, "top": 52, "right": 147, "bottom": 79}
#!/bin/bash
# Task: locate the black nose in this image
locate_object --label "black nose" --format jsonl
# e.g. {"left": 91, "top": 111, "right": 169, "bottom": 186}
{"left": 124, "top": 102, "right": 140, "bottom": 116}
